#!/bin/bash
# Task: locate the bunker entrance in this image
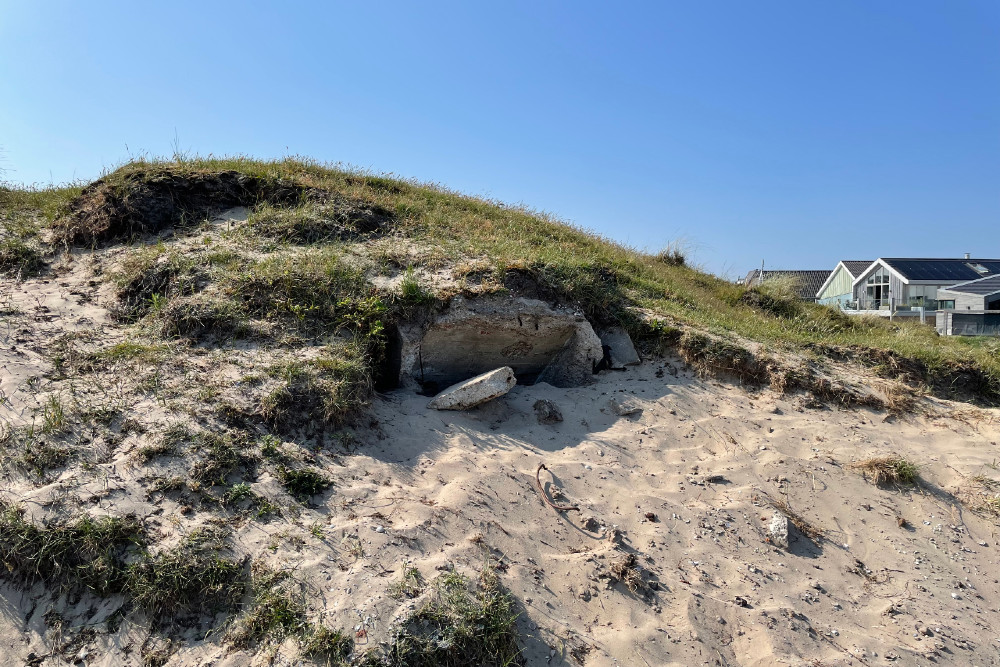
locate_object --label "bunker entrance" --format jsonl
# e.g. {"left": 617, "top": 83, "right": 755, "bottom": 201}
{"left": 400, "top": 296, "right": 603, "bottom": 392}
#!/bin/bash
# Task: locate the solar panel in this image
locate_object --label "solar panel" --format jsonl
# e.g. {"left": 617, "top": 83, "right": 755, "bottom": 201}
{"left": 881, "top": 259, "right": 1000, "bottom": 282}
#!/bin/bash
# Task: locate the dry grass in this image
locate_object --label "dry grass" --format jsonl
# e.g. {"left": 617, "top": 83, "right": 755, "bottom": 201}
{"left": 5, "top": 157, "right": 999, "bottom": 409}
{"left": 608, "top": 553, "right": 645, "bottom": 593}
{"left": 767, "top": 496, "right": 824, "bottom": 541}
{"left": 849, "top": 455, "right": 920, "bottom": 486}
{"left": 960, "top": 475, "right": 1000, "bottom": 517}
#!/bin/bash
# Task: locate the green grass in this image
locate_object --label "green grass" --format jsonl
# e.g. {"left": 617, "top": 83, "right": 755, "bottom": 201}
{"left": 0, "top": 237, "right": 43, "bottom": 276}
{"left": 364, "top": 567, "right": 523, "bottom": 667}
{"left": 4, "top": 156, "right": 1000, "bottom": 407}
{"left": 0, "top": 504, "right": 144, "bottom": 596}
{"left": 278, "top": 466, "right": 333, "bottom": 503}
{"left": 389, "top": 566, "right": 424, "bottom": 600}
{"left": 227, "top": 567, "right": 353, "bottom": 663}
{"left": 126, "top": 529, "right": 246, "bottom": 620}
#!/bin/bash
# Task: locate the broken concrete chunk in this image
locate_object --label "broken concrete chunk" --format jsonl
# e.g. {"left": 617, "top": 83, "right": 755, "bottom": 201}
{"left": 610, "top": 397, "right": 643, "bottom": 416}
{"left": 533, "top": 399, "right": 563, "bottom": 424}
{"left": 598, "top": 326, "right": 641, "bottom": 366}
{"left": 404, "top": 295, "right": 602, "bottom": 389}
{"left": 427, "top": 367, "right": 516, "bottom": 410}
{"left": 769, "top": 510, "right": 790, "bottom": 549}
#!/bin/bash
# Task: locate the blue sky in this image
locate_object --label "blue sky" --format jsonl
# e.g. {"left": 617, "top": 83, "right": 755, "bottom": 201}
{"left": 2, "top": 1, "right": 998, "bottom": 276}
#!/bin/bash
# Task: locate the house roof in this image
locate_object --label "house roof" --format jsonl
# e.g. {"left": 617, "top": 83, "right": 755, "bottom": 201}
{"left": 842, "top": 261, "right": 874, "bottom": 278}
{"left": 744, "top": 269, "right": 832, "bottom": 299}
{"left": 879, "top": 258, "right": 1000, "bottom": 282}
{"left": 937, "top": 273, "right": 1000, "bottom": 297}
{"left": 814, "top": 260, "right": 874, "bottom": 299}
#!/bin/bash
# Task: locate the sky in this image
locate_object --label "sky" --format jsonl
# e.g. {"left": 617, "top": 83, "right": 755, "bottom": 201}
{"left": 1, "top": 1, "right": 998, "bottom": 276}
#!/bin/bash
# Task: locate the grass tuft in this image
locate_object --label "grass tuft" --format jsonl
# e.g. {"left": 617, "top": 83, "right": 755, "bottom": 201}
{"left": 368, "top": 566, "right": 522, "bottom": 667}
{"left": 849, "top": 455, "right": 919, "bottom": 486}
{"left": 278, "top": 466, "right": 333, "bottom": 503}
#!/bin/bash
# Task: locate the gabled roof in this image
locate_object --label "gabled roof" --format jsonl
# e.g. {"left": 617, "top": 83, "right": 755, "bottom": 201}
{"left": 814, "top": 260, "right": 874, "bottom": 298}
{"left": 937, "top": 273, "right": 1000, "bottom": 297}
{"left": 744, "top": 269, "right": 831, "bottom": 300}
{"left": 842, "top": 261, "right": 874, "bottom": 278}
{"left": 880, "top": 258, "right": 1000, "bottom": 282}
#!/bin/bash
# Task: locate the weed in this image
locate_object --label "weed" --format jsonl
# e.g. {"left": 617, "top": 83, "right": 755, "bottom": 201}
{"left": 279, "top": 466, "right": 333, "bottom": 503}
{"left": 368, "top": 566, "right": 522, "bottom": 667}
{"left": 960, "top": 475, "right": 1000, "bottom": 517}
{"left": 849, "top": 455, "right": 919, "bottom": 486}
{"left": 227, "top": 568, "right": 308, "bottom": 648}
{"left": 262, "top": 352, "right": 372, "bottom": 430}
{"left": 126, "top": 529, "right": 246, "bottom": 621}
{"left": 0, "top": 503, "right": 144, "bottom": 595}
{"left": 0, "top": 237, "right": 43, "bottom": 277}
{"left": 299, "top": 625, "right": 354, "bottom": 663}
{"left": 389, "top": 566, "right": 424, "bottom": 600}
{"left": 227, "top": 565, "right": 353, "bottom": 662}
{"left": 188, "top": 430, "right": 258, "bottom": 486}
{"left": 40, "top": 394, "right": 67, "bottom": 434}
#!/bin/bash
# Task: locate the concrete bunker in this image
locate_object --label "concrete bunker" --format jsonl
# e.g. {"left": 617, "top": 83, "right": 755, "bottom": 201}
{"left": 397, "top": 295, "right": 604, "bottom": 392}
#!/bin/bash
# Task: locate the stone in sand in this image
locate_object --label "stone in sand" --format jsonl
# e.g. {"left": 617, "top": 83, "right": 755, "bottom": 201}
{"left": 427, "top": 367, "right": 516, "bottom": 410}
{"left": 533, "top": 399, "right": 563, "bottom": 424}
{"left": 610, "top": 397, "right": 643, "bottom": 416}
{"left": 598, "top": 326, "right": 641, "bottom": 366}
{"left": 769, "top": 510, "right": 789, "bottom": 549}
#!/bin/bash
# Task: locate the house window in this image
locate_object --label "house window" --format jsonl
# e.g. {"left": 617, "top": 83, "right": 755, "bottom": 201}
{"left": 939, "top": 300, "right": 955, "bottom": 310}
{"left": 865, "top": 266, "right": 890, "bottom": 307}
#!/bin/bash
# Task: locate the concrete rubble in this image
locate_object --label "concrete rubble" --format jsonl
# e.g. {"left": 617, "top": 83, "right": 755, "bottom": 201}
{"left": 427, "top": 366, "right": 517, "bottom": 410}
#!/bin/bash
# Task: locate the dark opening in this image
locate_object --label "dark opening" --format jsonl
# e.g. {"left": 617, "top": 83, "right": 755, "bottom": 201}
{"left": 373, "top": 324, "right": 403, "bottom": 391}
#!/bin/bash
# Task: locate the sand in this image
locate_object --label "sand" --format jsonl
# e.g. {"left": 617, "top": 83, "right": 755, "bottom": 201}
{"left": 3, "top": 245, "right": 1000, "bottom": 665}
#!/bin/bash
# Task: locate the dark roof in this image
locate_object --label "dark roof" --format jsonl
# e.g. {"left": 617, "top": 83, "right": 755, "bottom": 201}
{"left": 744, "top": 269, "right": 831, "bottom": 300}
{"left": 880, "top": 258, "right": 1000, "bottom": 282}
{"left": 842, "top": 261, "right": 874, "bottom": 278}
{"left": 938, "top": 274, "right": 1000, "bottom": 296}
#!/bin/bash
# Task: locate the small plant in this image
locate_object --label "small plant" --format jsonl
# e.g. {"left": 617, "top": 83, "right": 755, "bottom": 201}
{"left": 399, "top": 266, "right": 433, "bottom": 307}
{"left": 960, "top": 475, "right": 1000, "bottom": 517}
{"left": 189, "top": 431, "right": 258, "bottom": 486}
{"left": 149, "top": 292, "right": 168, "bottom": 315}
{"left": 653, "top": 243, "right": 685, "bottom": 267}
{"left": 40, "top": 394, "right": 67, "bottom": 435}
{"left": 0, "top": 237, "right": 43, "bottom": 277}
{"left": 228, "top": 564, "right": 353, "bottom": 660}
{"left": 608, "top": 552, "right": 645, "bottom": 593}
{"left": 341, "top": 535, "right": 364, "bottom": 560}
{"left": 388, "top": 566, "right": 424, "bottom": 600}
{"left": 373, "top": 566, "right": 522, "bottom": 666}
{"left": 279, "top": 466, "right": 332, "bottom": 503}
{"left": 126, "top": 529, "right": 246, "bottom": 621}
{"left": 849, "top": 455, "right": 919, "bottom": 486}
{"left": 299, "top": 624, "right": 353, "bottom": 662}
{"left": 0, "top": 504, "right": 144, "bottom": 596}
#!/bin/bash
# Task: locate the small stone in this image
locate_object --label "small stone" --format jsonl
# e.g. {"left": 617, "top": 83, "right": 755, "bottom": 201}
{"left": 610, "top": 397, "right": 642, "bottom": 416}
{"left": 768, "top": 511, "right": 789, "bottom": 550}
{"left": 533, "top": 399, "right": 563, "bottom": 424}
{"left": 373, "top": 525, "right": 385, "bottom": 533}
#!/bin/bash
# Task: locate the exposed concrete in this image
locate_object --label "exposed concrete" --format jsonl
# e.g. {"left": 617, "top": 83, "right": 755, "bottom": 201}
{"left": 427, "top": 367, "right": 516, "bottom": 410}
{"left": 400, "top": 295, "right": 602, "bottom": 389}
{"left": 598, "top": 326, "right": 641, "bottom": 367}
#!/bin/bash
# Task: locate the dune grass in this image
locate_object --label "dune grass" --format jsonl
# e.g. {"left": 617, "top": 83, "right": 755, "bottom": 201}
{"left": 3, "top": 155, "right": 999, "bottom": 406}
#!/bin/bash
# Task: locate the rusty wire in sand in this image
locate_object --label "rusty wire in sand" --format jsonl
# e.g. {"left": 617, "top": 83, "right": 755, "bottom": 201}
{"left": 535, "top": 463, "right": 580, "bottom": 513}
